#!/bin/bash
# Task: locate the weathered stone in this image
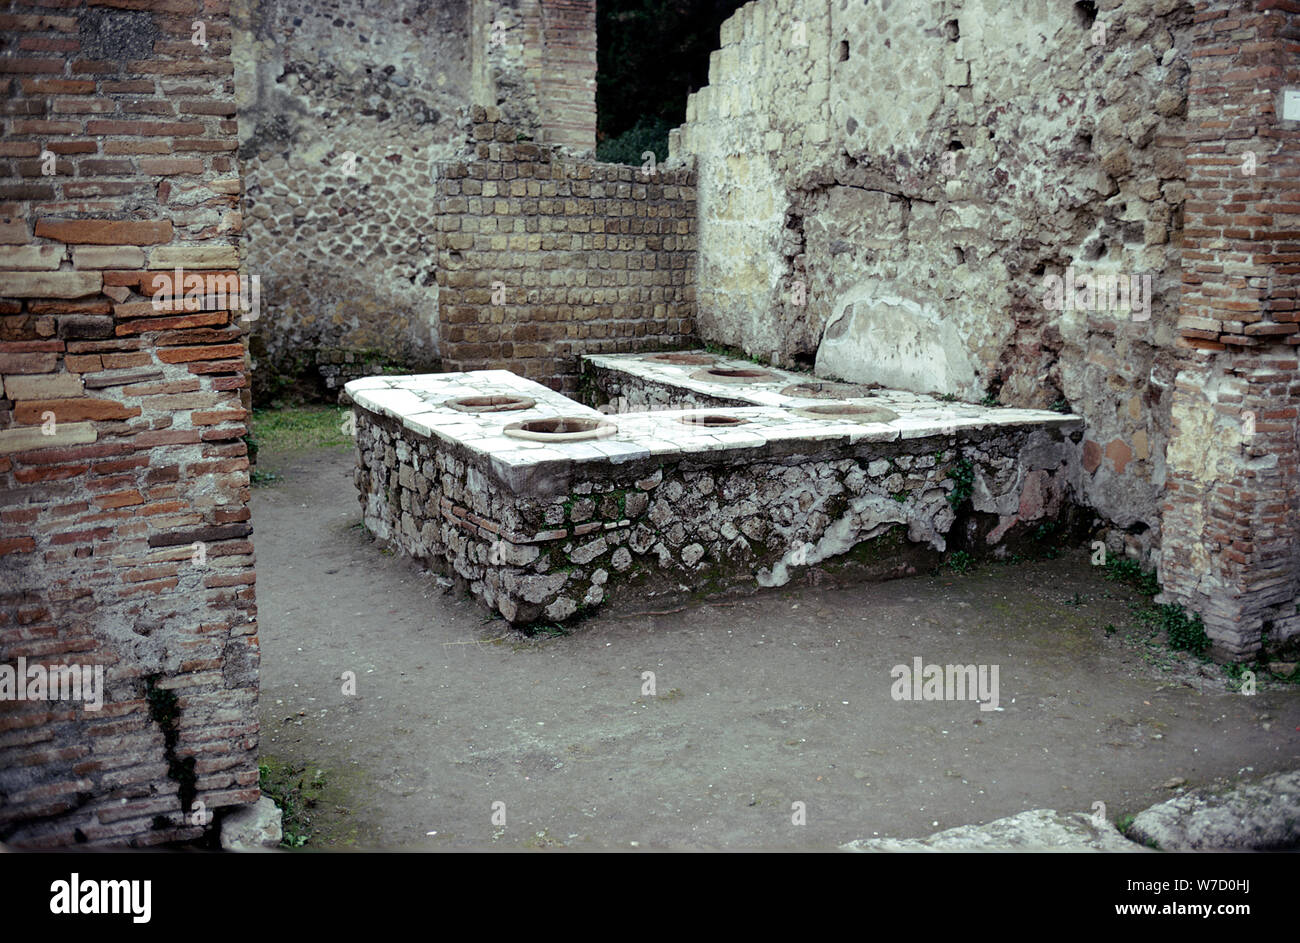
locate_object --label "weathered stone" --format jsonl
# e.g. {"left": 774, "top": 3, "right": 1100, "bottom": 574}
{"left": 219, "top": 797, "right": 282, "bottom": 852}
{"left": 843, "top": 809, "right": 1146, "bottom": 853}
{"left": 570, "top": 536, "right": 607, "bottom": 565}
{"left": 1127, "top": 770, "right": 1300, "bottom": 851}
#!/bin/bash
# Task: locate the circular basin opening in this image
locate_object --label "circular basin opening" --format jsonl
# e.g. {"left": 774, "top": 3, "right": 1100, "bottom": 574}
{"left": 781, "top": 381, "right": 874, "bottom": 400}
{"left": 692, "top": 367, "right": 782, "bottom": 383}
{"left": 446, "top": 394, "right": 537, "bottom": 413}
{"left": 791, "top": 403, "right": 900, "bottom": 423}
{"left": 676, "top": 414, "right": 751, "bottom": 427}
{"left": 645, "top": 352, "right": 715, "bottom": 365}
{"left": 503, "top": 416, "right": 618, "bottom": 442}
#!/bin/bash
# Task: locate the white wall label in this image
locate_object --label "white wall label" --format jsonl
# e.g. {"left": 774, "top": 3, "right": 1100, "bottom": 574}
{"left": 1283, "top": 88, "right": 1300, "bottom": 122}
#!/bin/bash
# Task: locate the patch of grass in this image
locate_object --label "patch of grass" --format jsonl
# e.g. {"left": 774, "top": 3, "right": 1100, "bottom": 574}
{"left": 250, "top": 405, "right": 353, "bottom": 454}
{"left": 1050, "top": 397, "right": 1071, "bottom": 413}
{"left": 258, "top": 757, "right": 328, "bottom": 849}
{"left": 1115, "top": 813, "right": 1135, "bottom": 834}
{"left": 980, "top": 391, "right": 999, "bottom": 407}
{"left": 534, "top": 623, "right": 569, "bottom": 638}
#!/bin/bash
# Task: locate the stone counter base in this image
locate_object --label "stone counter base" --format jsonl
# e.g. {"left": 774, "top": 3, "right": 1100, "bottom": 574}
{"left": 347, "top": 367, "right": 1085, "bottom": 627}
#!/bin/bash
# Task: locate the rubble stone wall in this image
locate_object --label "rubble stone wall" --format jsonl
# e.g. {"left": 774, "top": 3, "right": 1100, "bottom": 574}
{"left": 352, "top": 398, "right": 1084, "bottom": 627}
{"left": 671, "top": 0, "right": 1198, "bottom": 563}
{"left": 232, "top": 0, "right": 473, "bottom": 400}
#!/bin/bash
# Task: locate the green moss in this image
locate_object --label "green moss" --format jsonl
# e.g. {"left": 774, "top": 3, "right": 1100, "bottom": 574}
{"left": 145, "top": 675, "right": 197, "bottom": 822}
{"left": 702, "top": 341, "right": 768, "bottom": 366}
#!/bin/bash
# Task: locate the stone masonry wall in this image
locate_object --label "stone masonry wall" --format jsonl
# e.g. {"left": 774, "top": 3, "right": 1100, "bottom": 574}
{"left": 233, "top": 0, "right": 597, "bottom": 402}
{"left": 434, "top": 108, "right": 698, "bottom": 393}
{"left": 0, "top": 0, "right": 258, "bottom": 846}
{"left": 232, "top": 0, "right": 474, "bottom": 401}
{"left": 353, "top": 403, "right": 1084, "bottom": 626}
{"left": 1159, "top": 0, "right": 1300, "bottom": 659}
{"left": 670, "top": 0, "right": 1197, "bottom": 564}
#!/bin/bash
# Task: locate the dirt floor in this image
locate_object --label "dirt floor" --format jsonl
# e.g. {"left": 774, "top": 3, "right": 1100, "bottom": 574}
{"left": 250, "top": 441, "right": 1300, "bottom": 850}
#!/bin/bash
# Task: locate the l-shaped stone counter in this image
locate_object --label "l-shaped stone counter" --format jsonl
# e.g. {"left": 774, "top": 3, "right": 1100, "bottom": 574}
{"left": 343, "top": 352, "right": 1086, "bottom": 627}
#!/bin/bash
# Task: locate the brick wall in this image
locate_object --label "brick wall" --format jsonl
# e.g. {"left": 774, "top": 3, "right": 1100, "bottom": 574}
{"left": 434, "top": 106, "right": 697, "bottom": 393}
{"left": 474, "top": 0, "right": 596, "bottom": 156}
{"left": 1161, "top": 0, "right": 1300, "bottom": 658}
{"left": 524, "top": 0, "right": 596, "bottom": 153}
{"left": 0, "top": 1, "right": 258, "bottom": 846}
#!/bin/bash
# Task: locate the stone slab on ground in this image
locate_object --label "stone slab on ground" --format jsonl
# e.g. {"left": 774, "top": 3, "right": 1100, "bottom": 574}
{"left": 1126, "top": 769, "right": 1300, "bottom": 851}
{"left": 219, "top": 797, "right": 283, "bottom": 851}
{"left": 842, "top": 809, "right": 1147, "bottom": 853}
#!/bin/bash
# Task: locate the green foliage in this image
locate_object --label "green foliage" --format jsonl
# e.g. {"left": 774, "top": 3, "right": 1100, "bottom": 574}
{"left": 980, "top": 390, "right": 999, "bottom": 407}
{"left": 1160, "top": 604, "right": 1209, "bottom": 654}
{"left": 258, "top": 758, "right": 327, "bottom": 849}
{"left": 1103, "top": 555, "right": 1160, "bottom": 597}
{"left": 946, "top": 457, "right": 975, "bottom": 510}
{"left": 1033, "top": 521, "right": 1060, "bottom": 558}
{"left": 597, "top": 0, "right": 747, "bottom": 148}
{"left": 1050, "top": 398, "right": 1071, "bottom": 413}
{"left": 702, "top": 340, "right": 765, "bottom": 364}
{"left": 1132, "top": 600, "right": 1208, "bottom": 654}
{"left": 1221, "top": 661, "right": 1260, "bottom": 692}
{"left": 945, "top": 550, "right": 973, "bottom": 575}
{"left": 596, "top": 116, "right": 674, "bottom": 165}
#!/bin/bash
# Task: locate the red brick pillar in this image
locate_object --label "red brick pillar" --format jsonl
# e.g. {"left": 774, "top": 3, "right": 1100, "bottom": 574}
{"left": 1161, "top": 0, "right": 1300, "bottom": 658}
{"left": 530, "top": 0, "right": 597, "bottom": 153}
{"left": 0, "top": 1, "right": 259, "bottom": 846}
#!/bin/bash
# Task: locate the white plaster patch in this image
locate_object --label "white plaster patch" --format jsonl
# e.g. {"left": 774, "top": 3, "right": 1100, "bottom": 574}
{"left": 815, "top": 293, "right": 978, "bottom": 397}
